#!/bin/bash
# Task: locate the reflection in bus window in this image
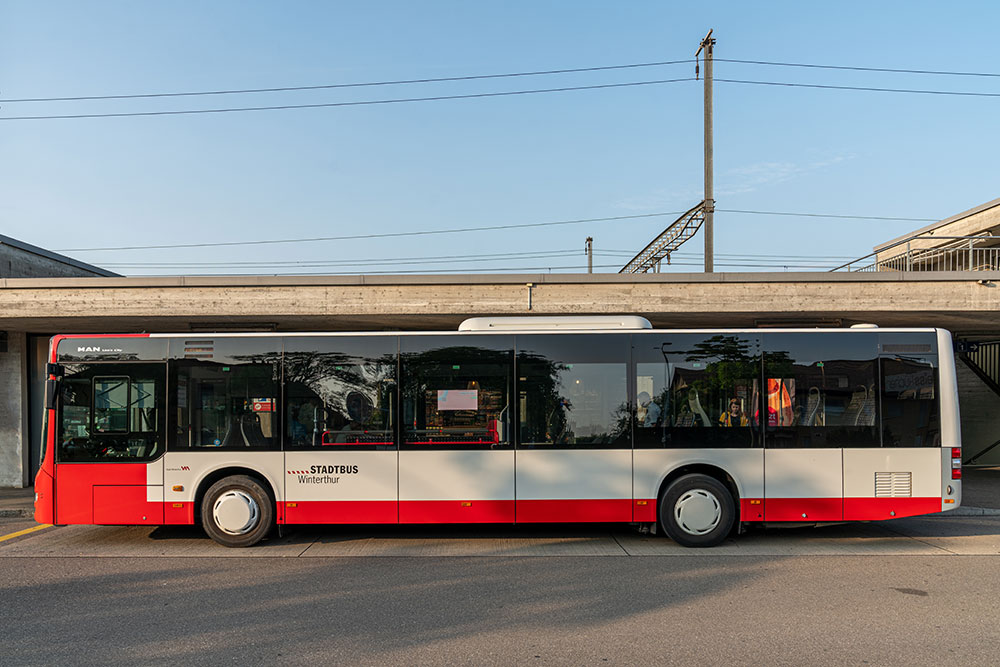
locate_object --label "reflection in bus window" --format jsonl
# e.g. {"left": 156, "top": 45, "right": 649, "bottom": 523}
{"left": 764, "top": 333, "right": 879, "bottom": 448}
{"left": 881, "top": 357, "right": 939, "bottom": 447}
{"left": 401, "top": 337, "right": 512, "bottom": 450}
{"left": 57, "top": 364, "right": 164, "bottom": 462}
{"left": 635, "top": 334, "right": 759, "bottom": 449}
{"left": 171, "top": 341, "right": 280, "bottom": 450}
{"left": 518, "top": 334, "right": 629, "bottom": 449}
{"left": 284, "top": 337, "right": 396, "bottom": 450}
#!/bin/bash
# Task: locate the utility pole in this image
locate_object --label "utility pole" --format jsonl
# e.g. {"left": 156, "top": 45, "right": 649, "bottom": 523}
{"left": 696, "top": 29, "right": 715, "bottom": 273}
{"left": 585, "top": 236, "right": 593, "bottom": 273}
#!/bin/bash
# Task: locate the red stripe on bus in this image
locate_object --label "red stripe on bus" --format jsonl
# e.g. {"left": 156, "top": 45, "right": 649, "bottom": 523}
{"left": 633, "top": 499, "right": 657, "bottom": 523}
{"left": 93, "top": 485, "right": 163, "bottom": 525}
{"left": 164, "top": 502, "right": 195, "bottom": 525}
{"left": 765, "top": 498, "right": 843, "bottom": 522}
{"left": 284, "top": 501, "right": 397, "bottom": 524}
{"left": 843, "top": 497, "right": 942, "bottom": 521}
{"left": 400, "top": 500, "right": 514, "bottom": 524}
{"left": 515, "top": 499, "right": 633, "bottom": 523}
{"left": 740, "top": 498, "right": 765, "bottom": 522}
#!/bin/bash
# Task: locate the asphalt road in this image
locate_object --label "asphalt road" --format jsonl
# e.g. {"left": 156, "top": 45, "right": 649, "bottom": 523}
{"left": 2, "top": 518, "right": 999, "bottom": 666}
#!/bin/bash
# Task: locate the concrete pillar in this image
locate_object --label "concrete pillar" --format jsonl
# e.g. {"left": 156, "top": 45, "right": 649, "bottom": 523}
{"left": 0, "top": 330, "right": 29, "bottom": 487}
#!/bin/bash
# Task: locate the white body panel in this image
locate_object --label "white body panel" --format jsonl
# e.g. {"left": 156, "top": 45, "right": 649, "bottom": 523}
{"left": 398, "top": 451, "right": 514, "bottom": 501}
{"left": 163, "top": 452, "right": 285, "bottom": 503}
{"left": 843, "top": 448, "right": 941, "bottom": 498}
{"left": 285, "top": 451, "right": 397, "bottom": 502}
{"left": 765, "top": 449, "right": 842, "bottom": 498}
{"left": 516, "top": 450, "right": 631, "bottom": 500}
{"left": 145, "top": 459, "right": 163, "bottom": 502}
{"left": 633, "top": 449, "right": 764, "bottom": 500}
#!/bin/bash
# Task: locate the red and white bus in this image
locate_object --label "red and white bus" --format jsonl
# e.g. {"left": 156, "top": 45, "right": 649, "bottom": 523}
{"left": 33, "top": 316, "right": 962, "bottom": 547}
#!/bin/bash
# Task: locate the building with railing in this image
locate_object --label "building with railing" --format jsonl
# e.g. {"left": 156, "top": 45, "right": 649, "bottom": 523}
{"left": 834, "top": 197, "right": 1000, "bottom": 273}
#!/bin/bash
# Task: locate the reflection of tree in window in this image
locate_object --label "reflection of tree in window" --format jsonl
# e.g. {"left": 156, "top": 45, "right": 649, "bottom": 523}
{"left": 284, "top": 351, "right": 395, "bottom": 447}
{"left": 518, "top": 353, "right": 628, "bottom": 447}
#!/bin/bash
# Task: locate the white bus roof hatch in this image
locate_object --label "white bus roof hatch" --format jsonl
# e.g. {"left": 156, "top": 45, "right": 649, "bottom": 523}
{"left": 458, "top": 315, "right": 653, "bottom": 332}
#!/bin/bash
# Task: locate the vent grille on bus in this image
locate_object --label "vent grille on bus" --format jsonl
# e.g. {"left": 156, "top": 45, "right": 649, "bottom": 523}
{"left": 875, "top": 472, "right": 912, "bottom": 497}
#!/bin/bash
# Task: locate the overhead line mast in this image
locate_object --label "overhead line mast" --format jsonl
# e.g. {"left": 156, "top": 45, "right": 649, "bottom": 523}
{"left": 696, "top": 29, "right": 716, "bottom": 273}
{"left": 620, "top": 29, "right": 715, "bottom": 274}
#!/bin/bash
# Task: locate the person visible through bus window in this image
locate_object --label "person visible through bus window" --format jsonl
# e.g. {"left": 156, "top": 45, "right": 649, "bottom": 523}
{"left": 637, "top": 391, "right": 661, "bottom": 427}
{"left": 719, "top": 398, "right": 748, "bottom": 427}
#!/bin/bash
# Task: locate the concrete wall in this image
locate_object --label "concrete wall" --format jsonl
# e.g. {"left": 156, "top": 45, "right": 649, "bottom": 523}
{"left": 0, "top": 331, "right": 28, "bottom": 487}
{"left": 956, "top": 357, "right": 1000, "bottom": 466}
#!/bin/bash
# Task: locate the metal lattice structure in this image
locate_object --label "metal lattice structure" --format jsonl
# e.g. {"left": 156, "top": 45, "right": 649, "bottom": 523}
{"left": 619, "top": 201, "right": 706, "bottom": 273}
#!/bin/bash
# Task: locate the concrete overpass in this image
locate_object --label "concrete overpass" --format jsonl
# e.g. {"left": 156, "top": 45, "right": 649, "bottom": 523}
{"left": 1, "top": 270, "right": 999, "bottom": 334}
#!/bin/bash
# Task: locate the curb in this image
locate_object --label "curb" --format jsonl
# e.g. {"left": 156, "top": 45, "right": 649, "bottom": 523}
{"left": 950, "top": 506, "right": 1000, "bottom": 517}
{"left": 0, "top": 509, "right": 33, "bottom": 518}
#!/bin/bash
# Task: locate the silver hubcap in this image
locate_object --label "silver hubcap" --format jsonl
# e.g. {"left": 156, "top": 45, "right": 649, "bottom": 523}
{"left": 673, "top": 489, "right": 722, "bottom": 536}
{"left": 213, "top": 490, "right": 260, "bottom": 535}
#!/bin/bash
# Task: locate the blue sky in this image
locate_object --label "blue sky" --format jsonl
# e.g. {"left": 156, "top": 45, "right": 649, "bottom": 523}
{"left": 2, "top": 1, "right": 998, "bottom": 275}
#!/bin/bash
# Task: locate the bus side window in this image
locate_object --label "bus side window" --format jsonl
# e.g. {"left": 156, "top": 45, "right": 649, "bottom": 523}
{"left": 881, "top": 356, "right": 939, "bottom": 447}
{"left": 57, "top": 364, "right": 165, "bottom": 462}
{"left": 401, "top": 335, "right": 513, "bottom": 450}
{"left": 169, "top": 338, "right": 280, "bottom": 450}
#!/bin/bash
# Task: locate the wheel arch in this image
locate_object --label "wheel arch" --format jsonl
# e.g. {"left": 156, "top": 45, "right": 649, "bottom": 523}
{"left": 655, "top": 463, "right": 742, "bottom": 520}
{"left": 194, "top": 466, "right": 278, "bottom": 524}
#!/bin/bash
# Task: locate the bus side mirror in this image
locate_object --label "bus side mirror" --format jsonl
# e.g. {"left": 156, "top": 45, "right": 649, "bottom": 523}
{"left": 45, "top": 378, "right": 59, "bottom": 410}
{"left": 46, "top": 363, "right": 65, "bottom": 377}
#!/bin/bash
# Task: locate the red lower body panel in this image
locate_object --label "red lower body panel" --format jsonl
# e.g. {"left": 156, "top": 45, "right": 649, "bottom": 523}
{"left": 765, "top": 497, "right": 843, "bottom": 522}
{"left": 516, "top": 499, "right": 633, "bottom": 523}
{"left": 93, "top": 486, "right": 163, "bottom": 525}
{"left": 284, "top": 501, "right": 397, "bottom": 525}
{"left": 844, "top": 497, "right": 941, "bottom": 521}
{"left": 164, "top": 502, "right": 195, "bottom": 525}
{"left": 400, "top": 500, "right": 514, "bottom": 523}
{"left": 55, "top": 463, "right": 149, "bottom": 525}
{"left": 741, "top": 498, "right": 765, "bottom": 522}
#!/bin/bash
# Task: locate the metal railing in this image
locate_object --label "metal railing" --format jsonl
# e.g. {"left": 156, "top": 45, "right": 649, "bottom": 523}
{"left": 830, "top": 235, "right": 1000, "bottom": 273}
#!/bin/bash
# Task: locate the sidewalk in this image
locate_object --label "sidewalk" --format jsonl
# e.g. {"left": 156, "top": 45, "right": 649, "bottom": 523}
{"left": 2, "top": 467, "right": 998, "bottom": 520}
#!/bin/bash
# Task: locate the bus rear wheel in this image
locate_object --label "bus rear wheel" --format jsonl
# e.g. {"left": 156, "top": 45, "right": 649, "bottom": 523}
{"left": 659, "top": 473, "right": 735, "bottom": 548}
{"left": 201, "top": 475, "right": 274, "bottom": 548}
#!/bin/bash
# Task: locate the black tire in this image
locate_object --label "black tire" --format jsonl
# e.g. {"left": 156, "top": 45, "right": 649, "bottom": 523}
{"left": 201, "top": 475, "right": 274, "bottom": 548}
{"left": 659, "top": 473, "right": 735, "bottom": 548}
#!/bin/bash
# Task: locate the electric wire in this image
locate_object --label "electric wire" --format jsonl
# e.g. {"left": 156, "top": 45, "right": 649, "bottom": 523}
{"left": 55, "top": 209, "right": 936, "bottom": 253}
{"left": 716, "top": 58, "right": 1000, "bottom": 78}
{"left": 0, "top": 60, "right": 695, "bottom": 103}
{"left": 717, "top": 78, "right": 1000, "bottom": 98}
{"left": 0, "top": 78, "right": 695, "bottom": 121}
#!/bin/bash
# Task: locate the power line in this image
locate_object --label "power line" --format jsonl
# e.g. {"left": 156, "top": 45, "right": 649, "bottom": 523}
{"left": 0, "top": 60, "right": 694, "bottom": 103}
{"left": 55, "top": 208, "right": 934, "bottom": 253}
{"left": 717, "top": 78, "right": 1000, "bottom": 98}
{"left": 717, "top": 209, "right": 935, "bottom": 222}
{"left": 716, "top": 58, "right": 1000, "bottom": 78}
{"left": 0, "top": 78, "right": 695, "bottom": 121}
{"left": 10, "top": 56, "right": 997, "bottom": 106}
{"left": 54, "top": 213, "right": 682, "bottom": 252}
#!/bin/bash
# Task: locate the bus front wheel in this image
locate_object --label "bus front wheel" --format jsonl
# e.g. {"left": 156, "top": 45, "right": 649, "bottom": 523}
{"left": 659, "top": 474, "right": 735, "bottom": 548}
{"left": 201, "top": 475, "right": 274, "bottom": 548}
